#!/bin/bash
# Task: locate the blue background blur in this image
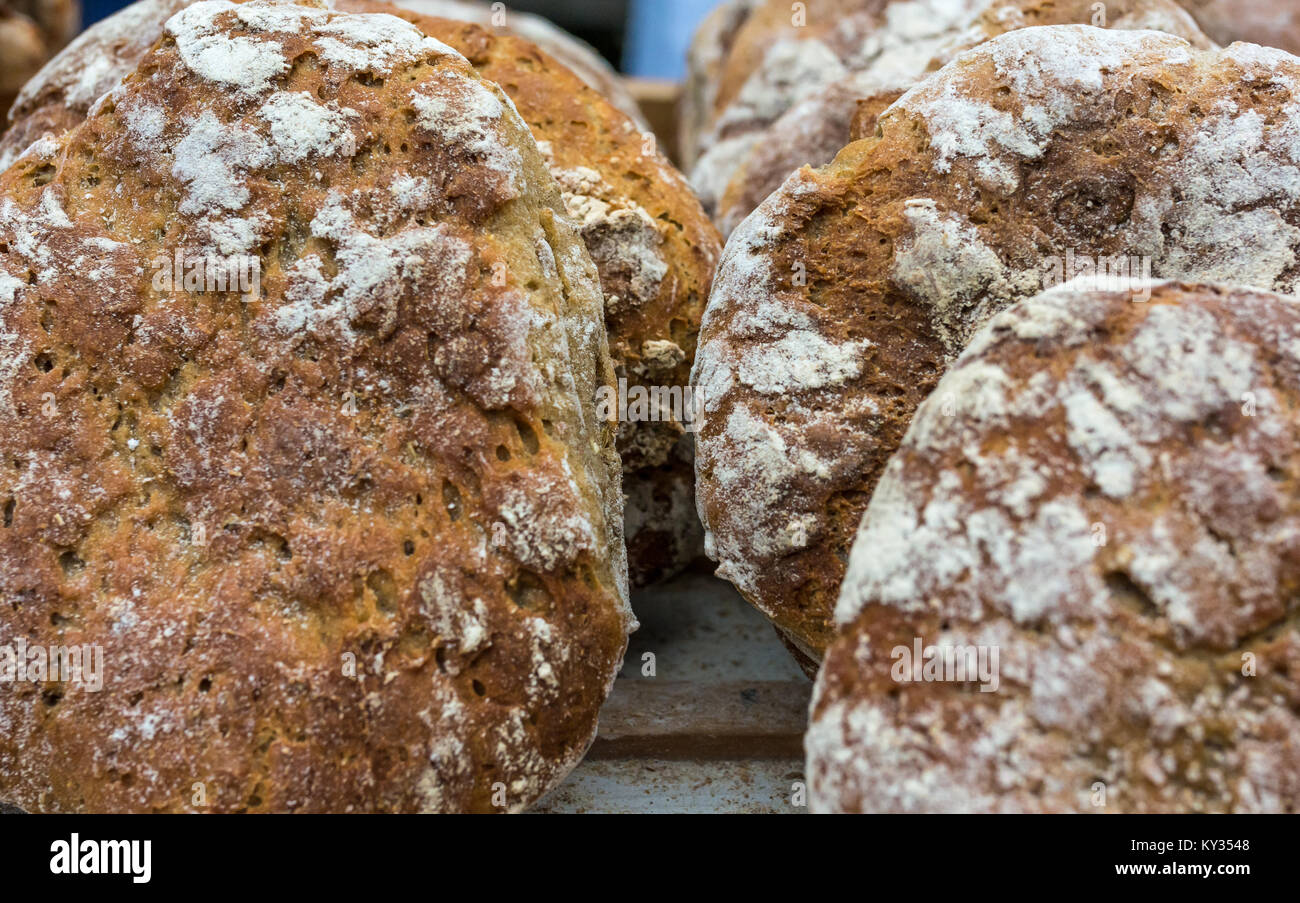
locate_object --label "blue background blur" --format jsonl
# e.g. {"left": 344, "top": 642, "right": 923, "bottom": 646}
{"left": 80, "top": 0, "right": 722, "bottom": 80}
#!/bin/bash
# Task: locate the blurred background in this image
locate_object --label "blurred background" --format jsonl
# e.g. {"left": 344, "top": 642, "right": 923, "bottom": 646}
{"left": 80, "top": 0, "right": 721, "bottom": 80}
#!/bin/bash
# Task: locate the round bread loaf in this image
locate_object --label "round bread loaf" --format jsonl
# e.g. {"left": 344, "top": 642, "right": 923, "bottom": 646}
{"left": 0, "top": 0, "right": 632, "bottom": 813}
{"left": 0, "top": 0, "right": 79, "bottom": 121}
{"left": 714, "top": 0, "right": 1212, "bottom": 236}
{"left": 809, "top": 281, "right": 1300, "bottom": 813}
{"left": 1182, "top": 0, "right": 1300, "bottom": 56}
{"left": 0, "top": 0, "right": 722, "bottom": 588}
{"left": 694, "top": 26, "right": 1300, "bottom": 666}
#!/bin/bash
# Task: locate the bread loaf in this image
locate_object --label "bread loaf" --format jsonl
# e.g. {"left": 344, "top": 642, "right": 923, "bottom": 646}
{"left": 810, "top": 281, "right": 1300, "bottom": 812}
{"left": 339, "top": 2, "right": 722, "bottom": 585}
{"left": 714, "top": 0, "right": 1213, "bottom": 236}
{"left": 380, "top": 0, "right": 650, "bottom": 130}
{"left": 0, "top": 0, "right": 631, "bottom": 813}
{"left": 680, "top": 0, "right": 760, "bottom": 168}
{"left": 694, "top": 26, "right": 1300, "bottom": 665}
{"left": 691, "top": 0, "right": 977, "bottom": 220}
{"left": 0, "top": 0, "right": 723, "bottom": 587}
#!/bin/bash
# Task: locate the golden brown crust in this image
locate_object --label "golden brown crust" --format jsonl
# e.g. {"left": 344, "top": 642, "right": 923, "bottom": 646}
{"left": 810, "top": 283, "right": 1300, "bottom": 812}
{"left": 694, "top": 26, "right": 1300, "bottom": 664}
{"left": 712, "top": 0, "right": 1213, "bottom": 235}
{"left": 0, "top": 0, "right": 630, "bottom": 813}
{"left": 2, "top": 0, "right": 722, "bottom": 587}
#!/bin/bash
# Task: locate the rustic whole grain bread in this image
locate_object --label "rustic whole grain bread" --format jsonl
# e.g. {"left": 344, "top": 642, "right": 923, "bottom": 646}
{"left": 0, "top": 0, "right": 79, "bottom": 121}
{"left": 694, "top": 25, "right": 1300, "bottom": 666}
{"left": 690, "top": 0, "right": 903, "bottom": 219}
{"left": 0, "top": 0, "right": 633, "bottom": 813}
{"left": 1182, "top": 0, "right": 1300, "bottom": 56}
{"left": 809, "top": 281, "right": 1300, "bottom": 813}
{"left": 714, "top": 0, "right": 1213, "bottom": 236}
{"left": 0, "top": 0, "right": 722, "bottom": 588}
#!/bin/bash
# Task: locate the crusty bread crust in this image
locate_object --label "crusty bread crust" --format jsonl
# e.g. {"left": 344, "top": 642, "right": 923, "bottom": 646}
{"left": 0, "top": 0, "right": 631, "bottom": 813}
{"left": 694, "top": 26, "right": 1300, "bottom": 663}
{"left": 714, "top": 0, "right": 1214, "bottom": 236}
{"left": 2, "top": 0, "right": 722, "bottom": 587}
{"left": 811, "top": 282, "right": 1300, "bottom": 812}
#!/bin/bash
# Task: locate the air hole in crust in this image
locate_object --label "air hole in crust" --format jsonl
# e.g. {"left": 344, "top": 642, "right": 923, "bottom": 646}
{"left": 442, "top": 481, "right": 462, "bottom": 521}
{"left": 515, "top": 420, "right": 540, "bottom": 455}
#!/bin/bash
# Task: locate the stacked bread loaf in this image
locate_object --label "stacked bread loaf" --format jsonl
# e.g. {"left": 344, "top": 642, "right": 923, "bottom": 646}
{"left": 0, "top": 0, "right": 725, "bottom": 812}
{"left": 687, "top": 5, "right": 1300, "bottom": 810}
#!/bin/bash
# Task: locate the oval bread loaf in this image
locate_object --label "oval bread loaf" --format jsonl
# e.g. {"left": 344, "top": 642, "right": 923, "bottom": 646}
{"left": 694, "top": 26, "right": 1300, "bottom": 665}
{"left": 810, "top": 281, "right": 1300, "bottom": 813}
{"left": 0, "top": 0, "right": 724, "bottom": 587}
{"left": 0, "top": 0, "right": 631, "bottom": 813}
